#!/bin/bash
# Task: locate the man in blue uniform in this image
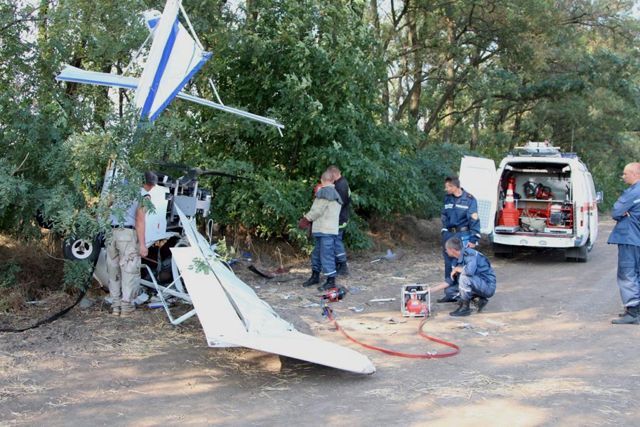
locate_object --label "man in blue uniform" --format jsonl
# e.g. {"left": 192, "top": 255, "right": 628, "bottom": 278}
{"left": 437, "top": 176, "right": 482, "bottom": 303}
{"left": 609, "top": 162, "right": 640, "bottom": 325}
{"left": 431, "top": 237, "right": 497, "bottom": 316}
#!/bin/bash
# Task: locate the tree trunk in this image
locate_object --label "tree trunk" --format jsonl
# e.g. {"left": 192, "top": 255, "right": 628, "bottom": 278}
{"left": 470, "top": 106, "right": 481, "bottom": 150}
{"left": 417, "top": 82, "right": 458, "bottom": 148}
{"left": 245, "top": 0, "right": 259, "bottom": 29}
{"left": 407, "top": 1, "right": 422, "bottom": 124}
{"left": 369, "top": 0, "right": 389, "bottom": 124}
{"left": 442, "top": 11, "right": 455, "bottom": 144}
{"left": 493, "top": 106, "right": 510, "bottom": 133}
{"left": 509, "top": 110, "right": 522, "bottom": 150}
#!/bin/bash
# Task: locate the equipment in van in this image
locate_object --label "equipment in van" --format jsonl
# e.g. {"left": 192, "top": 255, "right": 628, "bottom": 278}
{"left": 523, "top": 181, "right": 537, "bottom": 198}
{"left": 534, "top": 184, "right": 553, "bottom": 200}
{"left": 460, "top": 141, "right": 600, "bottom": 262}
{"left": 498, "top": 177, "right": 520, "bottom": 227}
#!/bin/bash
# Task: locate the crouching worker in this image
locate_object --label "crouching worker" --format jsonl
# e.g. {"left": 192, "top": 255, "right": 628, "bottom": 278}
{"left": 431, "top": 237, "right": 496, "bottom": 317}
{"left": 299, "top": 171, "right": 343, "bottom": 291}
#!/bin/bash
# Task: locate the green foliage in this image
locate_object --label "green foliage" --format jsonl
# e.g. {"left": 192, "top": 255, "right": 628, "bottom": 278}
{"left": 189, "top": 257, "right": 214, "bottom": 275}
{"left": 213, "top": 237, "right": 236, "bottom": 262}
{"left": 0, "top": 261, "right": 21, "bottom": 289}
{"left": 62, "top": 259, "right": 92, "bottom": 291}
{"left": 415, "top": 144, "right": 473, "bottom": 218}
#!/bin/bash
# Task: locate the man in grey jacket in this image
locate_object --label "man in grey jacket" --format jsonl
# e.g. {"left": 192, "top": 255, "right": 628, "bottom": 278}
{"left": 299, "top": 171, "right": 343, "bottom": 290}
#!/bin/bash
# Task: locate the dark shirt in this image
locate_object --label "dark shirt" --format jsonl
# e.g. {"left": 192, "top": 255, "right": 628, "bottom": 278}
{"left": 334, "top": 176, "right": 351, "bottom": 226}
{"left": 608, "top": 181, "right": 640, "bottom": 246}
{"left": 453, "top": 247, "right": 497, "bottom": 284}
{"left": 441, "top": 189, "right": 481, "bottom": 243}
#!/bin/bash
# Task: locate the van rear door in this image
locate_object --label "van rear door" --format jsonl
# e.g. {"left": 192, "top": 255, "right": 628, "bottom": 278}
{"left": 585, "top": 172, "right": 599, "bottom": 245}
{"left": 459, "top": 156, "right": 498, "bottom": 235}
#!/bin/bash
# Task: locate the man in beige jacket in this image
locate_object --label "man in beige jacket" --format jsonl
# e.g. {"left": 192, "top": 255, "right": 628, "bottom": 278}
{"left": 299, "top": 171, "right": 343, "bottom": 291}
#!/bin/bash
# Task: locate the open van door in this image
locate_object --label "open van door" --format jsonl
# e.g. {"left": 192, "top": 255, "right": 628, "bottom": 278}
{"left": 459, "top": 156, "right": 498, "bottom": 235}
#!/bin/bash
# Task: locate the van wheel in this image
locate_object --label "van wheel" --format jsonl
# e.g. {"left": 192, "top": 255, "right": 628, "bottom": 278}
{"left": 565, "top": 245, "right": 588, "bottom": 263}
{"left": 493, "top": 243, "right": 514, "bottom": 258}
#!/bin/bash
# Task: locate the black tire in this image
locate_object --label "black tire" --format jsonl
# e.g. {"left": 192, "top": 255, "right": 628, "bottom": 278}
{"left": 35, "top": 210, "right": 54, "bottom": 229}
{"left": 63, "top": 235, "right": 102, "bottom": 263}
{"left": 493, "top": 243, "right": 515, "bottom": 258}
{"left": 565, "top": 244, "right": 588, "bottom": 263}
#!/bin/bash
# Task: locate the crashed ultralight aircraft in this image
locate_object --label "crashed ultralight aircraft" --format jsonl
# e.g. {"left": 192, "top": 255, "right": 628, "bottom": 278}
{"left": 57, "top": 0, "right": 375, "bottom": 375}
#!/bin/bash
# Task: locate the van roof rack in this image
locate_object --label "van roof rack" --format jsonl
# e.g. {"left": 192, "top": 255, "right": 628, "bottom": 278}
{"left": 561, "top": 152, "right": 578, "bottom": 158}
{"left": 512, "top": 141, "right": 562, "bottom": 157}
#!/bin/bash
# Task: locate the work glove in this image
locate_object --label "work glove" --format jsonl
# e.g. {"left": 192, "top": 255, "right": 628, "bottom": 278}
{"left": 298, "top": 217, "right": 311, "bottom": 229}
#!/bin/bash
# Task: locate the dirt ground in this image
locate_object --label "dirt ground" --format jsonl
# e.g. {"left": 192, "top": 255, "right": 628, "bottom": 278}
{"left": 1, "top": 219, "right": 639, "bottom": 426}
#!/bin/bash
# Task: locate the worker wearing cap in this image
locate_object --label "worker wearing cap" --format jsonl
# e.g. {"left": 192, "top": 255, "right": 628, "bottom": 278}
{"left": 438, "top": 176, "right": 481, "bottom": 303}
{"left": 327, "top": 165, "right": 351, "bottom": 276}
{"left": 106, "top": 171, "right": 157, "bottom": 317}
{"left": 609, "top": 162, "right": 640, "bottom": 325}
{"left": 431, "top": 236, "right": 496, "bottom": 316}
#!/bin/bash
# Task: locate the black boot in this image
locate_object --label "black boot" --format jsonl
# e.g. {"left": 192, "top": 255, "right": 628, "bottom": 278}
{"left": 437, "top": 294, "right": 459, "bottom": 303}
{"left": 473, "top": 297, "right": 489, "bottom": 313}
{"left": 450, "top": 300, "right": 472, "bottom": 317}
{"left": 612, "top": 305, "right": 640, "bottom": 325}
{"left": 318, "top": 275, "right": 336, "bottom": 291}
{"left": 336, "top": 261, "right": 350, "bottom": 276}
{"left": 302, "top": 271, "right": 320, "bottom": 287}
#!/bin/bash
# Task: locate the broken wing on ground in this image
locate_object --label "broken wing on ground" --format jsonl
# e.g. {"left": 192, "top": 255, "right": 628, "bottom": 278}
{"left": 171, "top": 207, "right": 376, "bottom": 375}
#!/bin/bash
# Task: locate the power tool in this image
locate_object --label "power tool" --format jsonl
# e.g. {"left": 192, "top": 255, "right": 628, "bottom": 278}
{"left": 320, "top": 287, "right": 347, "bottom": 302}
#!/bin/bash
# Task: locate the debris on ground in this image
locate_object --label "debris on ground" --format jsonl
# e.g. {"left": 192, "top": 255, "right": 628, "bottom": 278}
{"left": 301, "top": 301, "right": 321, "bottom": 308}
{"left": 247, "top": 264, "right": 275, "bottom": 279}
{"left": 78, "top": 297, "right": 95, "bottom": 310}
{"left": 369, "top": 298, "right": 396, "bottom": 303}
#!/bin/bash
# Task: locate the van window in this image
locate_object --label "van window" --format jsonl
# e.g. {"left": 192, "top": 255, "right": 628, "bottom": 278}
{"left": 586, "top": 173, "right": 596, "bottom": 199}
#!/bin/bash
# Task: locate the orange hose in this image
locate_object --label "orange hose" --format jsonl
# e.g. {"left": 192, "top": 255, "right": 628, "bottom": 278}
{"left": 327, "top": 309, "right": 460, "bottom": 359}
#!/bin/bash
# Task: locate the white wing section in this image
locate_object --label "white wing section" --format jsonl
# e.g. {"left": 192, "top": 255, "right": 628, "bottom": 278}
{"left": 135, "top": 0, "right": 212, "bottom": 122}
{"left": 172, "top": 206, "right": 375, "bottom": 374}
{"left": 56, "top": 65, "right": 138, "bottom": 90}
{"left": 459, "top": 156, "right": 498, "bottom": 235}
{"left": 56, "top": 66, "right": 284, "bottom": 129}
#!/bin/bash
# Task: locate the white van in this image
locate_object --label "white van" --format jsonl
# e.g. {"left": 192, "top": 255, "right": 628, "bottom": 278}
{"left": 459, "top": 141, "right": 601, "bottom": 262}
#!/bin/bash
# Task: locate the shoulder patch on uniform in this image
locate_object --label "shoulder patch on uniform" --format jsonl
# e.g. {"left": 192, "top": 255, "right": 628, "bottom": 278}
{"left": 471, "top": 212, "right": 479, "bottom": 220}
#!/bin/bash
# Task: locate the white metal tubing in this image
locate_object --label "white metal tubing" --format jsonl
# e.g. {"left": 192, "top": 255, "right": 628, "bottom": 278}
{"left": 139, "top": 278, "right": 192, "bottom": 303}
{"left": 123, "top": 31, "right": 152, "bottom": 76}
{"left": 141, "top": 266, "right": 196, "bottom": 325}
{"left": 178, "top": 3, "right": 225, "bottom": 105}
{"left": 177, "top": 91, "right": 284, "bottom": 129}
